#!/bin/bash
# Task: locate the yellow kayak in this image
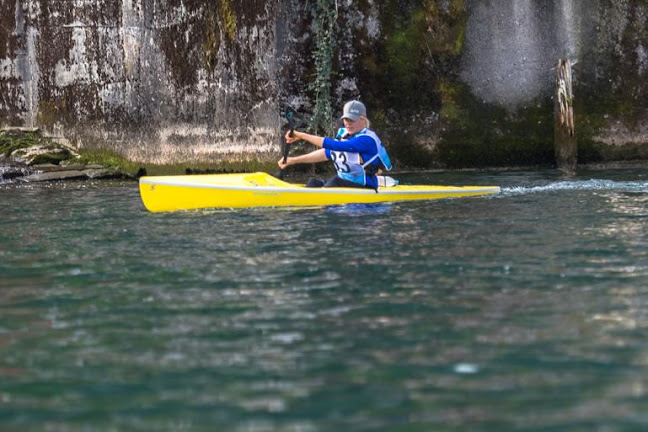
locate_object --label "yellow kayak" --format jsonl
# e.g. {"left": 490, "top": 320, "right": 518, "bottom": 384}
{"left": 139, "top": 172, "right": 500, "bottom": 212}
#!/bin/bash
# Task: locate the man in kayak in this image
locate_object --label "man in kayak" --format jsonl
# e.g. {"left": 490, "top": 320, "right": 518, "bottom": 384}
{"left": 277, "top": 100, "right": 392, "bottom": 189}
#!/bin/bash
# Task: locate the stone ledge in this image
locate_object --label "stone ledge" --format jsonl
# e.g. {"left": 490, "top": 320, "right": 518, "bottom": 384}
{"left": 16, "top": 168, "right": 123, "bottom": 182}
{"left": 1, "top": 128, "right": 136, "bottom": 182}
{"left": 18, "top": 170, "right": 88, "bottom": 182}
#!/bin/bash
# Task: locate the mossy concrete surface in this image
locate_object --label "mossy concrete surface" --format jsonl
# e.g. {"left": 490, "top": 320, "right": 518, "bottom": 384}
{"left": 0, "top": 129, "right": 141, "bottom": 182}
{"left": 1, "top": 0, "right": 647, "bottom": 170}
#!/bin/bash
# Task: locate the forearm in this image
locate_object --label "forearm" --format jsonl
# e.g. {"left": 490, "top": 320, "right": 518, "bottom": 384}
{"left": 286, "top": 149, "right": 327, "bottom": 166}
{"left": 292, "top": 131, "right": 325, "bottom": 148}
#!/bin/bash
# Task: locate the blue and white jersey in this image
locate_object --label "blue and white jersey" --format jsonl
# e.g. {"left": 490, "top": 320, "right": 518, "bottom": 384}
{"left": 322, "top": 128, "right": 392, "bottom": 189}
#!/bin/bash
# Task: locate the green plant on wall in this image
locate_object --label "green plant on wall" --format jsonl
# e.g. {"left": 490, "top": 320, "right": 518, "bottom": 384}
{"left": 371, "top": 0, "right": 467, "bottom": 116}
{"left": 202, "top": 9, "right": 221, "bottom": 73}
{"left": 202, "top": 0, "right": 236, "bottom": 73}
{"left": 220, "top": 0, "right": 237, "bottom": 41}
{"left": 307, "top": 0, "right": 337, "bottom": 135}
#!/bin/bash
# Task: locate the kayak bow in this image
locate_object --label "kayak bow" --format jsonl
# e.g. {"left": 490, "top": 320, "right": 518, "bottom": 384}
{"left": 139, "top": 172, "right": 500, "bottom": 212}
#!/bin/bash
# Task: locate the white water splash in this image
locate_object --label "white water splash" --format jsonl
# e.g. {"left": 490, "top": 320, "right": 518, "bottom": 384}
{"left": 502, "top": 179, "right": 648, "bottom": 197}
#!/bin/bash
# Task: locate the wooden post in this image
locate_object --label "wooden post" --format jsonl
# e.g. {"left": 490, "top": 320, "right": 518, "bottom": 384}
{"left": 554, "top": 59, "right": 577, "bottom": 172}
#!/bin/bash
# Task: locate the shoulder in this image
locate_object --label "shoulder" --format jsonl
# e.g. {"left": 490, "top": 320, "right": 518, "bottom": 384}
{"left": 354, "top": 130, "right": 380, "bottom": 147}
{"left": 361, "top": 128, "right": 380, "bottom": 140}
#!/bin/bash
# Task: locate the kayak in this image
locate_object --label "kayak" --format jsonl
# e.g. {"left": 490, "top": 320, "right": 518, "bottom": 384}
{"left": 139, "top": 172, "right": 500, "bottom": 212}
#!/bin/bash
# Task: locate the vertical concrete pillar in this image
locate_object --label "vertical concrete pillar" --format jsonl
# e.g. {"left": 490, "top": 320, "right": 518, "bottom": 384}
{"left": 554, "top": 59, "right": 577, "bottom": 172}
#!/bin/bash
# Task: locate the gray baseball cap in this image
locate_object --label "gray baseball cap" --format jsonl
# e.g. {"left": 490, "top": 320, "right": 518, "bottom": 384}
{"left": 341, "top": 100, "right": 366, "bottom": 121}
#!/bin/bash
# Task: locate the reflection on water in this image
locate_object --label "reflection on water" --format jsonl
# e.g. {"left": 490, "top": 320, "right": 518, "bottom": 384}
{"left": 1, "top": 172, "right": 648, "bottom": 430}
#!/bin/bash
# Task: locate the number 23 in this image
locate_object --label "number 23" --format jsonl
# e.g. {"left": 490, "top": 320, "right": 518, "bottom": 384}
{"left": 331, "top": 152, "right": 350, "bottom": 173}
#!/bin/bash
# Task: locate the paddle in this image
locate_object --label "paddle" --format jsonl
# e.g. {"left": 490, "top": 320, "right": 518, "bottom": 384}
{"left": 275, "top": 107, "right": 295, "bottom": 180}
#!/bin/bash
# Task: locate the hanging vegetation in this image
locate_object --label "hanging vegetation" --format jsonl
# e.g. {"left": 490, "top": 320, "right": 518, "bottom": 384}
{"left": 307, "top": 0, "right": 338, "bottom": 135}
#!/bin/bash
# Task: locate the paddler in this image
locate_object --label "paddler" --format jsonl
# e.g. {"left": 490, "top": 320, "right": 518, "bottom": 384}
{"left": 278, "top": 100, "right": 392, "bottom": 189}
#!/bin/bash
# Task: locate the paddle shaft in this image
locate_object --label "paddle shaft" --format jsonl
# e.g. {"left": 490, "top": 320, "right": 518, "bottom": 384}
{"left": 275, "top": 109, "right": 295, "bottom": 180}
{"left": 282, "top": 121, "right": 294, "bottom": 163}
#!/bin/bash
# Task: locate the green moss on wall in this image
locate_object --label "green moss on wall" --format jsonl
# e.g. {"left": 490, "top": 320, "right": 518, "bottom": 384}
{"left": 159, "top": 1, "right": 238, "bottom": 87}
{"left": 436, "top": 82, "right": 555, "bottom": 168}
{"left": 0, "top": 130, "right": 43, "bottom": 156}
{"left": 385, "top": 26, "right": 421, "bottom": 95}
{"left": 75, "top": 148, "right": 149, "bottom": 175}
{"left": 421, "top": 0, "right": 467, "bottom": 55}
{"left": 202, "top": 10, "right": 221, "bottom": 73}
{"left": 437, "top": 80, "right": 468, "bottom": 128}
{"left": 36, "top": 101, "right": 62, "bottom": 130}
{"left": 220, "top": 0, "right": 237, "bottom": 42}
{"left": 359, "top": 0, "right": 468, "bottom": 127}
{"left": 0, "top": 129, "right": 74, "bottom": 165}
{"left": 386, "top": 132, "right": 438, "bottom": 168}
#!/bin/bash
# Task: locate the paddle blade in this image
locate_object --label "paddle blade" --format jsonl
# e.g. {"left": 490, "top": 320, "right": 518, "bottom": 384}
{"left": 286, "top": 107, "right": 295, "bottom": 137}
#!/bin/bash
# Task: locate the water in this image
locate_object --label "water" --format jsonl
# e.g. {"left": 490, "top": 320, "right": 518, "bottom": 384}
{"left": 2, "top": 169, "right": 648, "bottom": 431}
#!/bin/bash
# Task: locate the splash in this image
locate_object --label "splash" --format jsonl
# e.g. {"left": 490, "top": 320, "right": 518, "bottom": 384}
{"left": 502, "top": 179, "right": 648, "bottom": 197}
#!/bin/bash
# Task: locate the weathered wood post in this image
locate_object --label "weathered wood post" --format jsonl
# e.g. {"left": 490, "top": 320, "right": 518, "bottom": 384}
{"left": 554, "top": 59, "right": 577, "bottom": 172}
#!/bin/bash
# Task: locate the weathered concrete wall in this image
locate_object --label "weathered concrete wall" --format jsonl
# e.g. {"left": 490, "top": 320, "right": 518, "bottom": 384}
{"left": 1, "top": 0, "right": 298, "bottom": 164}
{"left": 1, "top": 0, "right": 647, "bottom": 167}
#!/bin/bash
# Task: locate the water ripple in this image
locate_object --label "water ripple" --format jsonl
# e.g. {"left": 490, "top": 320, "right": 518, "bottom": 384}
{"left": 2, "top": 172, "right": 648, "bottom": 430}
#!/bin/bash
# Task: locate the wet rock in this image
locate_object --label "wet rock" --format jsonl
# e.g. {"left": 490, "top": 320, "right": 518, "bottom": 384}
{"left": 83, "top": 168, "right": 121, "bottom": 179}
{"left": 0, "top": 166, "right": 33, "bottom": 180}
{"left": 18, "top": 170, "right": 88, "bottom": 182}
{"left": 31, "top": 163, "right": 87, "bottom": 172}
{"left": 10, "top": 145, "right": 76, "bottom": 166}
{"left": 16, "top": 166, "right": 125, "bottom": 182}
{"left": 0, "top": 128, "right": 137, "bottom": 182}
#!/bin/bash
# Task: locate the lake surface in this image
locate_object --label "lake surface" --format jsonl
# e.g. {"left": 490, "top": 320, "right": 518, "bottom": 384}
{"left": 1, "top": 169, "right": 648, "bottom": 431}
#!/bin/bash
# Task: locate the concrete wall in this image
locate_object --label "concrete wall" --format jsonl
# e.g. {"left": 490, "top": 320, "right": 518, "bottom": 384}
{"left": 1, "top": 0, "right": 297, "bottom": 163}
{"left": 1, "top": 0, "right": 647, "bottom": 166}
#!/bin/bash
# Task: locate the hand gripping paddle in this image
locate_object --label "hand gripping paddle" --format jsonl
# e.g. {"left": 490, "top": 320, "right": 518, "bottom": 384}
{"left": 275, "top": 107, "right": 295, "bottom": 180}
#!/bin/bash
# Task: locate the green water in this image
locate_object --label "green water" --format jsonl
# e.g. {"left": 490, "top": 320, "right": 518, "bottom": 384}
{"left": 1, "top": 170, "right": 648, "bottom": 431}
